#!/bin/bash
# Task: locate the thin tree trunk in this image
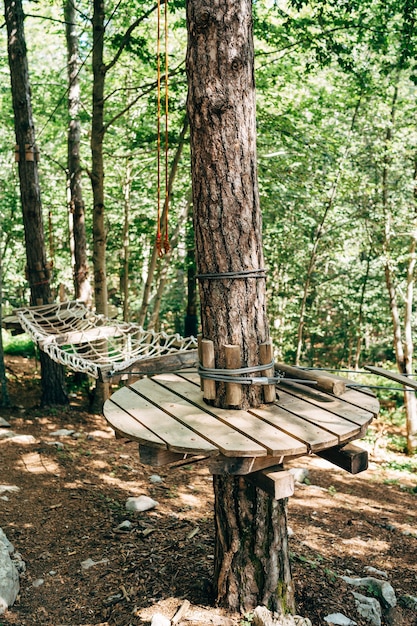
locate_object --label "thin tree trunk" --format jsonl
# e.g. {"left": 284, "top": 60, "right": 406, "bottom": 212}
{"left": 354, "top": 249, "right": 371, "bottom": 370}
{"left": 184, "top": 199, "right": 198, "bottom": 337}
{"left": 122, "top": 158, "right": 132, "bottom": 321}
{"left": 5, "top": 0, "right": 68, "bottom": 406}
{"left": 138, "top": 116, "right": 189, "bottom": 326}
{"left": 403, "top": 232, "right": 417, "bottom": 453}
{"left": 0, "top": 246, "right": 11, "bottom": 408}
{"left": 295, "top": 98, "right": 361, "bottom": 365}
{"left": 91, "top": 0, "right": 108, "bottom": 317}
{"left": 65, "top": 0, "right": 92, "bottom": 304}
{"left": 187, "top": 0, "right": 294, "bottom": 613}
{"left": 147, "top": 204, "right": 188, "bottom": 330}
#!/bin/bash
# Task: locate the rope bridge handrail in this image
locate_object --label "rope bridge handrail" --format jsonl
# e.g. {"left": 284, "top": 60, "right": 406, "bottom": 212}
{"left": 16, "top": 301, "right": 197, "bottom": 380}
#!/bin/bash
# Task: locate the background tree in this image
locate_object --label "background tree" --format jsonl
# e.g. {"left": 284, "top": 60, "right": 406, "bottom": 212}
{"left": 65, "top": 0, "right": 92, "bottom": 304}
{"left": 4, "top": 0, "right": 67, "bottom": 406}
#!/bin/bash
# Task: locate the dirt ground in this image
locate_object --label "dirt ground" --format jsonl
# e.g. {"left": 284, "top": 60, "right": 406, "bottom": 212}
{"left": 0, "top": 356, "right": 416, "bottom": 626}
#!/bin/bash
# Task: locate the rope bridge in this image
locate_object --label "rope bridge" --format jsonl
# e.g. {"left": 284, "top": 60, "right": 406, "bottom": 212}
{"left": 16, "top": 301, "right": 198, "bottom": 381}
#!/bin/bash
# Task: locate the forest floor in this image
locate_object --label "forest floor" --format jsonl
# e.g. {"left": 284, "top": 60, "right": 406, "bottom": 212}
{"left": 0, "top": 355, "right": 416, "bottom": 626}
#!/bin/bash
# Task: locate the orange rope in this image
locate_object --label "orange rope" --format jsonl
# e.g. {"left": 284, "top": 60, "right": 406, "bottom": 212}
{"left": 156, "top": 0, "right": 170, "bottom": 257}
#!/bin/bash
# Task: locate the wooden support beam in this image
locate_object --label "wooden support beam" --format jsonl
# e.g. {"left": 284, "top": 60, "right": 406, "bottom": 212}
{"left": 276, "top": 362, "right": 346, "bottom": 396}
{"left": 99, "top": 349, "right": 198, "bottom": 382}
{"left": 246, "top": 465, "right": 295, "bottom": 500}
{"left": 209, "top": 455, "right": 284, "bottom": 476}
{"left": 365, "top": 365, "right": 417, "bottom": 390}
{"left": 316, "top": 442, "right": 368, "bottom": 474}
{"left": 139, "top": 445, "right": 187, "bottom": 466}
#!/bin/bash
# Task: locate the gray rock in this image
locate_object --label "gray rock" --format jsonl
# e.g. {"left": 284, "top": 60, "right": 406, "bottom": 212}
{"left": 324, "top": 614, "right": 357, "bottom": 626}
{"left": 149, "top": 474, "right": 163, "bottom": 484}
{"left": 50, "top": 429, "right": 75, "bottom": 437}
{"left": 352, "top": 591, "right": 382, "bottom": 626}
{"left": 0, "top": 418, "right": 10, "bottom": 428}
{"left": 0, "top": 486, "right": 19, "bottom": 496}
{"left": 0, "top": 430, "right": 17, "bottom": 439}
{"left": 8, "top": 434, "right": 37, "bottom": 444}
{"left": 398, "top": 595, "right": 417, "bottom": 611}
{"left": 46, "top": 441, "right": 64, "bottom": 450}
{"left": 80, "top": 557, "right": 109, "bottom": 571}
{"left": 252, "top": 606, "right": 312, "bottom": 626}
{"left": 126, "top": 496, "right": 158, "bottom": 512}
{"left": 288, "top": 467, "right": 310, "bottom": 483}
{"left": 0, "top": 530, "right": 19, "bottom": 614}
{"left": 32, "top": 578, "right": 44, "bottom": 588}
{"left": 363, "top": 567, "right": 388, "bottom": 579}
{"left": 341, "top": 576, "right": 397, "bottom": 609}
{"left": 117, "top": 520, "right": 133, "bottom": 531}
{"left": 0, "top": 529, "right": 14, "bottom": 554}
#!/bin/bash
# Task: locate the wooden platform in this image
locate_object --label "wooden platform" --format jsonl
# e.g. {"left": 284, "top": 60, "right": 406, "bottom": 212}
{"left": 103, "top": 369, "right": 378, "bottom": 477}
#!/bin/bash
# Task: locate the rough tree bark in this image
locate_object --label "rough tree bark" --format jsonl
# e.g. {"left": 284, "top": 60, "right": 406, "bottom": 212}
{"left": 5, "top": 0, "right": 68, "bottom": 406}
{"left": 65, "top": 0, "right": 92, "bottom": 304}
{"left": 0, "top": 246, "right": 11, "bottom": 408}
{"left": 91, "top": 0, "right": 108, "bottom": 317}
{"left": 186, "top": 0, "right": 295, "bottom": 613}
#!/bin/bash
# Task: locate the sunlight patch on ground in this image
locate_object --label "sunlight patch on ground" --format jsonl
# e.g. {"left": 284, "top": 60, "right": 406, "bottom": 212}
{"left": 17, "top": 452, "right": 61, "bottom": 475}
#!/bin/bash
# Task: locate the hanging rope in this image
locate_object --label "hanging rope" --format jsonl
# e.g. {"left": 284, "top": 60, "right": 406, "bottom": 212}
{"left": 156, "top": 0, "right": 170, "bottom": 257}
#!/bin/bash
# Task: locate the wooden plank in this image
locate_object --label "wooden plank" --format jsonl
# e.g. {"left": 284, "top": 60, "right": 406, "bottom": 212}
{"left": 181, "top": 371, "right": 336, "bottom": 452}
{"left": 208, "top": 455, "right": 284, "bottom": 475}
{"left": 247, "top": 466, "right": 295, "bottom": 500}
{"left": 365, "top": 365, "right": 417, "bottom": 390}
{"left": 274, "top": 389, "right": 362, "bottom": 442}
{"left": 99, "top": 350, "right": 198, "bottom": 381}
{"left": 279, "top": 380, "right": 373, "bottom": 426}
{"left": 103, "top": 399, "right": 167, "bottom": 448}
{"left": 337, "top": 389, "right": 380, "bottom": 417}
{"left": 150, "top": 373, "right": 307, "bottom": 457}
{"left": 275, "top": 363, "right": 346, "bottom": 396}
{"left": 139, "top": 445, "right": 188, "bottom": 466}
{"left": 105, "top": 388, "right": 217, "bottom": 454}
{"left": 130, "top": 377, "right": 268, "bottom": 457}
{"left": 44, "top": 325, "right": 121, "bottom": 346}
{"left": 316, "top": 443, "right": 368, "bottom": 474}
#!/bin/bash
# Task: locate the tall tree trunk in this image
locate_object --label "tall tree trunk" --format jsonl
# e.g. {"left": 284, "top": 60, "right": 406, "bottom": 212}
{"left": 5, "top": 0, "right": 68, "bottom": 406}
{"left": 65, "top": 0, "right": 92, "bottom": 304}
{"left": 381, "top": 83, "right": 417, "bottom": 453}
{"left": 403, "top": 232, "right": 417, "bottom": 453}
{"left": 187, "top": 0, "right": 294, "bottom": 613}
{"left": 0, "top": 246, "right": 11, "bottom": 408}
{"left": 295, "top": 98, "right": 361, "bottom": 365}
{"left": 185, "top": 199, "right": 198, "bottom": 337}
{"left": 122, "top": 157, "right": 132, "bottom": 321}
{"left": 354, "top": 246, "right": 371, "bottom": 370}
{"left": 138, "top": 116, "right": 189, "bottom": 326}
{"left": 91, "top": 0, "right": 108, "bottom": 317}
{"left": 147, "top": 204, "right": 188, "bottom": 330}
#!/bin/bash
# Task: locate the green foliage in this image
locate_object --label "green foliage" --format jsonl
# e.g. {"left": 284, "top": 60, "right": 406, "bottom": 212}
{"left": 2, "top": 332, "right": 37, "bottom": 358}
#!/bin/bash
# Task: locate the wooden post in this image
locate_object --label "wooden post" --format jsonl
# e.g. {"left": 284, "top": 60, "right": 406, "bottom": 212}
{"left": 260, "top": 340, "right": 276, "bottom": 403}
{"left": 201, "top": 338, "right": 216, "bottom": 402}
{"left": 225, "top": 344, "right": 242, "bottom": 407}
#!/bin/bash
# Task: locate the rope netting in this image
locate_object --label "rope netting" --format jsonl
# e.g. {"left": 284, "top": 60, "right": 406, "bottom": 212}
{"left": 16, "top": 301, "right": 197, "bottom": 380}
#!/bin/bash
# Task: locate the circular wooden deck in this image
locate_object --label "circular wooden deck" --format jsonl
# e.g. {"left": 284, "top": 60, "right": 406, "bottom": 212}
{"left": 103, "top": 369, "right": 378, "bottom": 473}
